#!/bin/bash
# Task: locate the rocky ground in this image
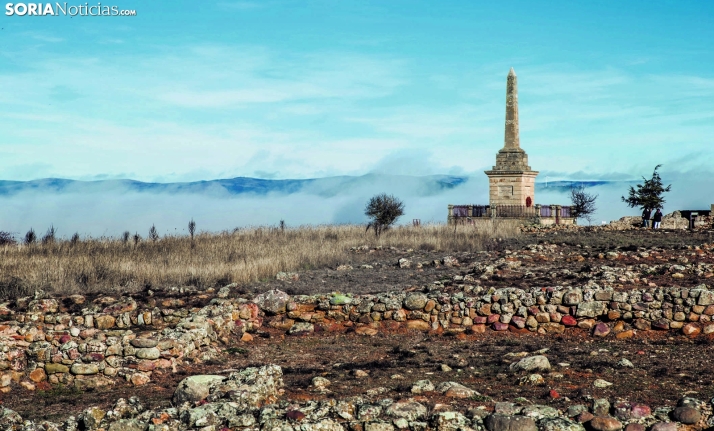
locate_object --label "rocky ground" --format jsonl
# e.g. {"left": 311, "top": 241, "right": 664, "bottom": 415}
{"left": 2, "top": 227, "right": 714, "bottom": 430}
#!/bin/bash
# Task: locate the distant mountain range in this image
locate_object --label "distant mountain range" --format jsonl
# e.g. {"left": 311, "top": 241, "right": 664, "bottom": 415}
{"left": 0, "top": 175, "right": 620, "bottom": 197}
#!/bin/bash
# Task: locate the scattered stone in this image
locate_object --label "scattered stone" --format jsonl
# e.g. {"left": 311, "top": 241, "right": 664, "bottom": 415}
{"left": 288, "top": 322, "right": 315, "bottom": 335}
{"left": 593, "top": 379, "right": 613, "bottom": 388}
{"left": 589, "top": 416, "right": 623, "bottom": 431}
{"left": 436, "top": 381, "right": 478, "bottom": 398}
{"left": 519, "top": 374, "right": 544, "bottom": 386}
{"left": 672, "top": 406, "right": 700, "bottom": 424}
{"left": 312, "top": 376, "right": 331, "bottom": 389}
{"left": 649, "top": 422, "right": 677, "bottom": 431}
{"left": 411, "top": 380, "right": 435, "bottom": 394}
{"left": 510, "top": 355, "right": 551, "bottom": 373}
{"left": 616, "top": 358, "right": 634, "bottom": 368}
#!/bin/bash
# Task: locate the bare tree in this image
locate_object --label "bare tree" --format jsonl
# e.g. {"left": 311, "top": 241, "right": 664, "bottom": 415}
{"left": 570, "top": 185, "right": 598, "bottom": 225}
{"left": 365, "top": 193, "right": 405, "bottom": 237}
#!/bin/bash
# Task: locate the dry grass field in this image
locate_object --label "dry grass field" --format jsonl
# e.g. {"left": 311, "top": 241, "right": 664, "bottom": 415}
{"left": 0, "top": 221, "right": 521, "bottom": 299}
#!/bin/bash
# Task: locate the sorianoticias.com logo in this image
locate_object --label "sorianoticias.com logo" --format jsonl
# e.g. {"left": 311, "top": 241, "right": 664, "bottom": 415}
{"left": 5, "top": 2, "right": 137, "bottom": 16}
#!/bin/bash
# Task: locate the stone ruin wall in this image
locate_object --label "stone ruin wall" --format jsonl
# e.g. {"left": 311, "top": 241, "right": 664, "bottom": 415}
{"left": 2, "top": 275, "right": 714, "bottom": 394}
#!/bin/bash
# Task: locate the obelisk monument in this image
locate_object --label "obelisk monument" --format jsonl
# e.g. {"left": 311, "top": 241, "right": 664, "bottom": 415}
{"left": 485, "top": 68, "right": 539, "bottom": 207}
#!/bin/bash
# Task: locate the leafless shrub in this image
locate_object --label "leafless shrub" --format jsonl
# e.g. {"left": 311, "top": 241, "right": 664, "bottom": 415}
{"left": 0, "top": 231, "right": 16, "bottom": 246}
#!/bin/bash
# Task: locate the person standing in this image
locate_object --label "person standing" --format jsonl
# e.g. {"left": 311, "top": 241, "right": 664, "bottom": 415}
{"left": 652, "top": 208, "right": 663, "bottom": 229}
{"left": 642, "top": 207, "right": 652, "bottom": 228}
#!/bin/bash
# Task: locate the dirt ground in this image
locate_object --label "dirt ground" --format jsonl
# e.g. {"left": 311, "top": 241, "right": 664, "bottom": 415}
{"left": 3, "top": 228, "right": 714, "bottom": 423}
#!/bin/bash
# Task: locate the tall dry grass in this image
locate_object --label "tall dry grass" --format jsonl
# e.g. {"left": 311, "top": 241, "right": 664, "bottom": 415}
{"left": 0, "top": 222, "right": 520, "bottom": 299}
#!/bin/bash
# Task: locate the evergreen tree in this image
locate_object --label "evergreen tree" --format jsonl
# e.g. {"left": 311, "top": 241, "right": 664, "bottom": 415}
{"left": 621, "top": 165, "right": 671, "bottom": 210}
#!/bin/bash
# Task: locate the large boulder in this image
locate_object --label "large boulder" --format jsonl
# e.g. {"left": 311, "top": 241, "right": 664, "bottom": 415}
{"left": 173, "top": 375, "right": 226, "bottom": 404}
{"left": 254, "top": 289, "right": 290, "bottom": 315}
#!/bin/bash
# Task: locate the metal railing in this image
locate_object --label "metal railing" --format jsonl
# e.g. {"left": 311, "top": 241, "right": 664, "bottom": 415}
{"left": 496, "top": 205, "right": 537, "bottom": 218}
{"left": 448, "top": 203, "right": 575, "bottom": 223}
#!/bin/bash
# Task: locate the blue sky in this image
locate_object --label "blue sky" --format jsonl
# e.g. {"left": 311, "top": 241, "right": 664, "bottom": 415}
{"left": 1, "top": 0, "right": 713, "bottom": 183}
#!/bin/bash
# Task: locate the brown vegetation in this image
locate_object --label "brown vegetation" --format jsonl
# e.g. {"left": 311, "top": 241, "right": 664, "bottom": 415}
{"left": 0, "top": 222, "right": 520, "bottom": 298}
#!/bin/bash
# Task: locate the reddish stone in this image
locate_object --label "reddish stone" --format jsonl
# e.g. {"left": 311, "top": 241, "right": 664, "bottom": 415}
{"left": 59, "top": 334, "right": 71, "bottom": 344}
{"left": 470, "top": 324, "right": 486, "bottom": 333}
{"left": 630, "top": 404, "right": 651, "bottom": 419}
{"left": 561, "top": 315, "right": 577, "bottom": 326}
{"left": 492, "top": 322, "right": 509, "bottom": 331}
{"left": 29, "top": 368, "right": 46, "bottom": 383}
{"left": 616, "top": 330, "right": 634, "bottom": 339}
{"left": 137, "top": 360, "right": 156, "bottom": 372}
{"left": 511, "top": 316, "right": 526, "bottom": 329}
{"left": 472, "top": 316, "right": 487, "bottom": 324}
{"left": 624, "top": 424, "right": 645, "bottom": 431}
{"left": 682, "top": 323, "right": 701, "bottom": 338}
{"left": 549, "top": 389, "right": 560, "bottom": 399}
{"left": 593, "top": 323, "right": 611, "bottom": 337}
{"left": 487, "top": 314, "right": 500, "bottom": 324}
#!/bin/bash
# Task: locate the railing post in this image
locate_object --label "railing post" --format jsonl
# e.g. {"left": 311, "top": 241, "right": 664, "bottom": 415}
{"left": 448, "top": 204, "right": 454, "bottom": 225}
{"left": 468, "top": 205, "right": 473, "bottom": 217}
{"left": 554, "top": 205, "right": 562, "bottom": 225}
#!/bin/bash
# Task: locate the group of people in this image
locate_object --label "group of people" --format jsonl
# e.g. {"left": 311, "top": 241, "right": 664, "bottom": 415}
{"left": 642, "top": 207, "right": 663, "bottom": 229}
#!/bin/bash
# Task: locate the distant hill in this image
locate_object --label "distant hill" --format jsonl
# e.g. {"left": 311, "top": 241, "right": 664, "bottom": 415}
{"left": 0, "top": 174, "right": 472, "bottom": 198}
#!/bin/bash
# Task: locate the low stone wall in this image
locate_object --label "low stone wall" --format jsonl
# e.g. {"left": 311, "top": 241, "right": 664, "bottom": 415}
{"left": 268, "top": 283, "right": 714, "bottom": 339}
{"left": 2, "top": 278, "right": 714, "bottom": 395}
{"left": 0, "top": 288, "right": 261, "bottom": 392}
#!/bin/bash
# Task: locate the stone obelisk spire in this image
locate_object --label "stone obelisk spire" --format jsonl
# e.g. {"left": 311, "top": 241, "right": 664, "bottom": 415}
{"left": 504, "top": 67, "right": 519, "bottom": 149}
{"left": 484, "top": 68, "right": 538, "bottom": 207}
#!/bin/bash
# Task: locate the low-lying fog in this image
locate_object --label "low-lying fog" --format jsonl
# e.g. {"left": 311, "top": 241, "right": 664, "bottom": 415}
{"left": 0, "top": 172, "right": 711, "bottom": 240}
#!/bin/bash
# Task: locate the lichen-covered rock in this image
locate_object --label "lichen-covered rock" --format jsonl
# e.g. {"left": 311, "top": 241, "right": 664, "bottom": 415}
{"left": 433, "top": 411, "right": 472, "bottom": 431}
{"left": 255, "top": 290, "right": 290, "bottom": 315}
{"left": 173, "top": 375, "right": 226, "bottom": 404}
{"left": 484, "top": 414, "right": 537, "bottom": 431}
{"left": 411, "top": 379, "right": 435, "bottom": 394}
{"left": 386, "top": 399, "right": 428, "bottom": 422}
{"left": 404, "top": 293, "right": 428, "bottom": 311}
{"left": 509, "top": 355, "right": 550, "bottom": 373}
{"left": 540, "top": 418, "right": 585, "bottom": 431}
{"left": 436, "top": 381, "right": 478, "bottom": 398}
